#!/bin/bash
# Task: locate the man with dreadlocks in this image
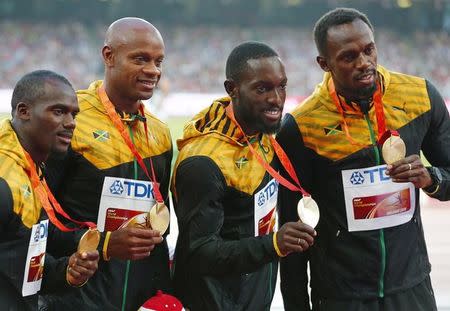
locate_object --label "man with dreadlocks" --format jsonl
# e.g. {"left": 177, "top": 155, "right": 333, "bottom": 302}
{"left": 277, "top": 7, "right": 450, "bottom": 311}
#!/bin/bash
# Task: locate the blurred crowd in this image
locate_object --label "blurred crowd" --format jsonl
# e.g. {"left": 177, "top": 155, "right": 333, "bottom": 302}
{"left": 1, "top": 21, "right": 449, "bottom": 97}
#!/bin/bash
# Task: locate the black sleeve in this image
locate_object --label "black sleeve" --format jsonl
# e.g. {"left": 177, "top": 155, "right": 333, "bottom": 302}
{"left": 41, "top": 254, "right": 71, "bottom": 294}
{"left": 174, "top": 156, "right": 277, "bottom": 276}
{"left": 0, "top": 178, "right": 72, "bottom": 294}
{"left": 45, "top": 219, "right": 83, "bottom": 257}
{"left": 276, "top": 114, "right": 312, "bottom": 311}
{"left": 41, "top": 210, "right": 81, "bottom": 294}
{"left": 0, "top": 178, "right": 14, "bottom": 234}
{"left": 422, "top": 80, "right": 450, "bottom": 201}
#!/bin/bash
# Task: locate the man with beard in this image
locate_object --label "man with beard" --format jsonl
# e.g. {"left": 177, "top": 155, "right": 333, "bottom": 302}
{"left": 171, "top": 41, "right": 316, "bottom": 310}
{"left": 42, "top": 18, "right": 172, "bottom": 310}
{"left": 277, "top": 7, "right": 450, "bottom": 311}
{"left": 0, "top": 70, "right": 99, "bottom": 310}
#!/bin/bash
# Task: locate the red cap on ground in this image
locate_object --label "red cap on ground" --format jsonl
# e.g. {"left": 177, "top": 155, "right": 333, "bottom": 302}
{"left": 138, "top": 290, "right": 184, "bottom": 311}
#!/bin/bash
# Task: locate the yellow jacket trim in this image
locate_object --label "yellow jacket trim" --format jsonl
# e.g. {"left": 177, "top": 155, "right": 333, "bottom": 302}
{"left": 73, "top": 80, "right": 172, "bottom": 170}
{"left": 0, "top": 120, "right": 41, "bottom": 228}
{"left": 173, "top": 97, "right": 275, "bottom": 195}
{"left": 290, "top": 65, "right": 430, "bottom": 161}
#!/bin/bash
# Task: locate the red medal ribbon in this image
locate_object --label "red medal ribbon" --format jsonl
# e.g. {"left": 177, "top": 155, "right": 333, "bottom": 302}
{"left": 24, "top": 152, "right": 96, "bottom": 232}
{"left": 378, "top": 129, "right": 400, "bottom": 146}
{"left": 328, "top": 78, "right": 387, "bottom": 144}
{"left": 98, "top": 86, "right": 163, "bottom": 203}
{"left": 225, "top": 104, "right": 310, "bottom": 197}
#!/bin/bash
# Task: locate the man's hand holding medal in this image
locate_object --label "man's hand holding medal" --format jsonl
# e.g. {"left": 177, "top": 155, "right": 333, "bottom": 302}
{"left": 386, "top": 154, "right": 434, "bottom": 189}
{"left": 382, "top": 131, "right": 434, "bottom": 189}
{"left": 104, "top": 202, "right": 170, "bottom": 261}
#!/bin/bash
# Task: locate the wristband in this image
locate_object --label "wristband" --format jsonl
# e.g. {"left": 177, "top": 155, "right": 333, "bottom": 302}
{"left": 102, "top": 231, "right": 112, "bottom": 261}
{"left": 423, "top": 184, "right": 440, "bottom": 195}
{"left": 273, "top": 232, "right": 287, "bottom": 257}
{"left": 424, "top": 167, "right": 442, "bottom": 196}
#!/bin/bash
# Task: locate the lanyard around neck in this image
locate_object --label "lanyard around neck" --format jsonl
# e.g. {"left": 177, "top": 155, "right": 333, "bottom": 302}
{"left": 328, "top": 78, "right": 386, "bottom": 145}
{"left": 24, "top": 152, "right": 96, "bottom": 231}
{"left": 225, "top": 103, "right": 310, "bottom": 197}
{"left": 98, "top": 86, "right": 163, "bottom": 203}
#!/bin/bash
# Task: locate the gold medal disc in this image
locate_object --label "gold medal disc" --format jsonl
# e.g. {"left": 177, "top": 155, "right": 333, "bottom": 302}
{"left": 78, "top": 228, "right": 100, "bottom": 253}
{"left": 149, "top": 202, "right": 170, "bottom": 234}
{"left": 297, "top": 197, "right": 320, "bottom": 228}
{"left": 382, "top": 135, "right": 406, "bottom": 164}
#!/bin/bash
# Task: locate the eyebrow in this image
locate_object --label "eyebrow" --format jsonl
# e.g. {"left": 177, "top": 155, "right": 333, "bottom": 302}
{"left": 46, "top": 103, "right": 79, "bottom": 112}
{"left": 251, "top": 78, "right": 287, "bottom": 85}
{"left": 129, "top": 51, "right": 165, "bottom": 58}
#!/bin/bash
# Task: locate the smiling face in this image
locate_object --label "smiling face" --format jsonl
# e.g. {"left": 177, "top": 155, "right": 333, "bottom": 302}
{"left": 317, "top": 18, "right": 378, "bottom": 102}
{"left": 24, "top": 79, "right": 79, "bottom": 158}
{"left": 229, "top": 56, "right": 287, "bottom": 135}
{"left": 103, "top": 21, "right": 165, "bottom": 112}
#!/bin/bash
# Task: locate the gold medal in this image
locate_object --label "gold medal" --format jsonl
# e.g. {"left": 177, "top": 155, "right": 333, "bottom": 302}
{"left": 149, "top": 202, "right": 170, "bottom": 234}
{"left": 297, "top": 196, "right": 320, "bottom": 228}
{"left": 78, "top": 228, "right": 100, "bottom": 253}
{"left": 382, "top": 135, "right": 406, "bottom": 164}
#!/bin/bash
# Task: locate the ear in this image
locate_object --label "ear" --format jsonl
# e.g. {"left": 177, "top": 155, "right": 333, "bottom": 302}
{"left": 14, "top": 102, "right": 31, "bottom": 121}
{"left": 316, "top": 56, "right": 330, "bottom": 72}
{"left": 102, "top": 45, "right": 114, "bottom": 67}
{"left": 224, "top": 79, "right": 237, "bottom": 98}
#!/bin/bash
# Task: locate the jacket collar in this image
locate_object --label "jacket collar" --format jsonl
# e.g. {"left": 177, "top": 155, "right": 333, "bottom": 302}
{"left": 316, "top": 65, "right": 391, "bottom": 114}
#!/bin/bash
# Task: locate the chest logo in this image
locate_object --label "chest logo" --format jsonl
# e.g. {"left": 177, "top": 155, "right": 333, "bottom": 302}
{"left": 93, "top": 130, "right": 110, "bottom": 142}
{"left": 235, "top": 157, "right": 248, "bottom": 169}
{"left": 324, "top": 124, "right": 343, "bottom": 136}
{"left": 22, "top": 185, "right": 31, "bottom": 198}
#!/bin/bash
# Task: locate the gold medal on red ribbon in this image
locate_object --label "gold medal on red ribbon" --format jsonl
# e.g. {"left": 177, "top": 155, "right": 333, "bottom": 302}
{"left": 381, "top": 135, "right": 406, "bottom": 165}
{"left": 297, "top": 196, "right": 320, "bottom": 228}
{"left": 149, "top": 202, "right": 170, "bottom": 234}
{"left": 98, "top": 86, "right": 169, "bottom": 234}
{"left": 225, "top": 103, "right": 318, "bottom": 229}
{"left": 78, "top": 228, "right": 100, "bottom": 253}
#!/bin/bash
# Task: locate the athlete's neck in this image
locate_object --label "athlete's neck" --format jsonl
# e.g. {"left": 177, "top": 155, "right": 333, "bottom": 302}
{"left": 103, "top": 81, "right": 140, "bottom": 114}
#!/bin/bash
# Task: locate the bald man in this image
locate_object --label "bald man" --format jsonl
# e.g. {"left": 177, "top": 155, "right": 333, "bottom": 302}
{"left": 41, "top": 18, "right": 173, "bottom": 310}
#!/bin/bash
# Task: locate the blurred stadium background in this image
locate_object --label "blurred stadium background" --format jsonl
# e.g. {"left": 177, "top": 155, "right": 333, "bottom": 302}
{"left": 0, "top": 0, "right": 449, "bottom": 309}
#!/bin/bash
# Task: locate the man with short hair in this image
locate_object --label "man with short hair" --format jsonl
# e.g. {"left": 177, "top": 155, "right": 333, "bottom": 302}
{"left": 171, "top": 41, "right": 316, "bottom": 310}
{"left": 277, "top": 7, "right": 450, "bottom": 311}
{"left": 0, "top": 70, "right": 99, "bottom": 310}
{"left": 42, "top": 18, "right": 173, "bottom": 310}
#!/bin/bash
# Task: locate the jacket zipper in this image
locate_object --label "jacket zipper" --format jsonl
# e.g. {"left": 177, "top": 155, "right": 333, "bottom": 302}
{"left": 363, "top": 114, "right": 385, "bottom": 298}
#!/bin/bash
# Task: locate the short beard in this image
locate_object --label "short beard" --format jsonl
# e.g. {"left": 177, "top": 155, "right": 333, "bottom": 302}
{"left": 234, "top": 102, "right": 281, "bottom": 135}
{"left": 48, "top": 148, "right": 69, "bottom": 160}
{"left": 355, "top": 81, "right": 377, "bottom": 100}
{"left": 258, "top": 119, "right": 281, "bottom": 135}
